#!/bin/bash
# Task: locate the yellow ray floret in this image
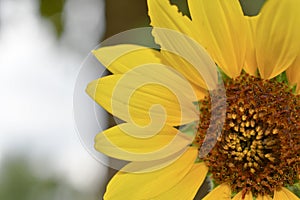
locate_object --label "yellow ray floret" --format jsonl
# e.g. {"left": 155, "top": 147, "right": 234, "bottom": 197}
{"left": 103, "top": 148, "right": 198, "bottom": 200}
{"left": 94, "top": 123, "right": 193, "bottom": 161}
{"left": 150, "top": 162, "right": 208, "bottom": 200}
{"left": 273, "top": 187, "right": 300, "bottom": 200}
{"left": 202, "top": 183, "right": 231, "bottom": 200}
{"left": 255, "top": 0, "right": 300, "bottom": 79}
{"left": 187, "top": 0, "right": 248, "bottom": 78}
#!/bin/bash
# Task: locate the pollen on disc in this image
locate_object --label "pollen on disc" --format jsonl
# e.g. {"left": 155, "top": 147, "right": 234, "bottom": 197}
{"left": 194, "top": 74, "right": 300, "bottom": 197}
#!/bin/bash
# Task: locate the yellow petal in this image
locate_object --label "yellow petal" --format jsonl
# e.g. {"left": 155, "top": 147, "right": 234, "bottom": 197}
{"left": 121, "top": 149, "right": 187, "bottom": 173}
{"left": 86, "top": 73, "right": 198, "bottom": 126}
{"left": 256, "top": 193, "right": 272, "bottom": 200}
{"left": 187, "top": 0, "right": 248, "bottom": 78}
{"left": 160, "top": 50, "right": 209, "bottom": 99}
{"left": 273, "top": 187, "right": 300, "bottom": 200}
{"left": 255, "top": 0, "right": 300, "bottom": 79}
{"left": 161, "top": 50, "right": 207, "bottom": 87}
{"left": 286, "top": 56, "right": 300, "bottom": 94}
{"left": 95, "top": 123, "right": 193, "bottom": 161}
{"left": 232, "top": 190, "right": 253, "bottom": 200}
{"left": 148, "top": 0, "right": 198, "bottom": 41}
{"left": 92, "top": 44, "right": 162, "bottom": 74}
{"left": 244, "top": 16, "right": 259, "bottom": 76}
{"left": 104, "top": 147, "right": 198, "bottom": 200}
{"left": 152, "top": 27, "right": 219, "bottom": 91}
{"left": 151, "top": 162, "right": 209, "bottom": 200}
{"left": 203, "top": 183, "right": 231, "bottom": 200}
{"left": 93, "top": 44, "right": 208, "bottom": 100}
{"left": 148, "top": 0, "right": 219, "bottom": 91}
{"left": 190, "top": 82, "right": 208, "bottom": 100}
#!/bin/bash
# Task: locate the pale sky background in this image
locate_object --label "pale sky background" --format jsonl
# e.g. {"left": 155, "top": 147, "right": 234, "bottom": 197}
{"left": 0, "top": 0, "right": 108, "bottom": 196}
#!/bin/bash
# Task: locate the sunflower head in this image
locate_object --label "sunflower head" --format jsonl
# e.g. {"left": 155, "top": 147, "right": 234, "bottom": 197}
{"left": 86, "top": 0, "right": 300, "bottom": 199}
{"left": 195, "top": 73, "right": 300, "bottom": 197}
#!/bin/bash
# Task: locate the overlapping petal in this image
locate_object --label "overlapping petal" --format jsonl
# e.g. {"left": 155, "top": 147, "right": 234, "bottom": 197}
{"left": 103, "top": 147, "right": 198, "bottom": 200}
{"left": 94, "top": 123, "right": 193, "bottom": 161}
{"left": 256, "top": 193, "right": 272, "bottom": 200}
{"left": 86, "top": 73, "right": 198, "bottom": 126}
{"left": 273, "top": 187, "right": 300, "bottom": 200}
{"left": 187, "top": 0, "right": 248, "bottom": 78}
{"left": 232, "top": 190, "right": 253, "bottom": 200}
{"left": 160, "top": 50, "right": 209, "bottom": 95}
{"left": 92, "top": 44, "right": 162, "bottom": 74}
{"left": 151, "top": 162, "right": 208, "bottom": 200}
{"left": 202, "top": 183, "right": 231, "bottom": 200}
{"left": 149, "top": 0, "right": 219, "bottom": 91}
{"left": 147, "top": 0, "right": 198, "bottom": 42}
{"left": 255, "top": 0, "right": 300, "bottom": 79}
{"left": 244, "top": 16, "right": 259, "bottom": 76}
{"left": 151, "top": 27, "right": 219, "bottom": 91}
{"left": 286, "top": 56, "right": 300, "bottom": 94}
{"left": 93, "top": 44, "right": 208, "bottom": 100}
{"left": 120, "top": 149, "right": 186, "bottom": 173}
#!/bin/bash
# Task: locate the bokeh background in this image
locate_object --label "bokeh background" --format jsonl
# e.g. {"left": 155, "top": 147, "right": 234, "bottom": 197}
{"left": 0, "top": 0, "right": 270, "bottom": 200}
{"left": 0, "top": 0, "right": 106, "bottom": 199}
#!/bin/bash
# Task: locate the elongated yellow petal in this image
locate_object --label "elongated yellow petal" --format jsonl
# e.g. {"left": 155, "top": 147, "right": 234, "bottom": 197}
{"left": 94, "top": 123, "right": 193, "bottom": 161}
{"left": 161, "top": 50, "right": 208, "bottom": 90}
{"left": 152, "top": 27, "right": 219, "bottom": 91}
{"left": 160, "top": 50, "right": 209, "bottom": 100}
{"left": 232, "top": 190, "right": 253, "bottom": 200}
{"left": 187, "top": 0, "right": 248, "bottom": 78}
{"left": 121, "top": 149, "right": 187, "bottom": 173}
{"left": 148, "top": 0, "right": 198, "bottom": 41}
{"left": 244, "top": 16, "right": 259, "bottom": 76}
{"left": 93, "top": 44, "right": 208, "bottom": 100}
{"left": 190, "top": 82, "right": 208, "bottom": 100}
{"left": 286, "top": 56, "right": 300, "bottom": 94}
{"left": 92, "top": 44, "right": 162, "bottom": 74}
{"left": 256, "top": 193, "right": 272, "bottom": 200}
{"left": 255, "top": 0, "right": 300, "bottom": 79}
{"left": 151, "top": 162, "right": 209, "bottom": 200}
{"left": 273, "top": 187, "right": 300, "bottom": 200}
{"left": 148, "top": 0, "right": 219, "bottom": 91}
{"left": 104, "top": 147, "right": 198, "bottom": 200}
{"left": 202, "top": 183, "right": 231, "bottom": 200}
{"left": 86, "top": 73, "right": 198, "bottom": 126}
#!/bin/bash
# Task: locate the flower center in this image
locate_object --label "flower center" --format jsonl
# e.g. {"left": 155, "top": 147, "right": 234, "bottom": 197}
{"left": 194, "top": 74, "right": 300, "bottom": 197}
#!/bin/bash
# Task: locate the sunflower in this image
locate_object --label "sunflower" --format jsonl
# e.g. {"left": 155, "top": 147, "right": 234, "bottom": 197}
{"left": 86, "top": 0, "right": 300, "bottom": 199}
